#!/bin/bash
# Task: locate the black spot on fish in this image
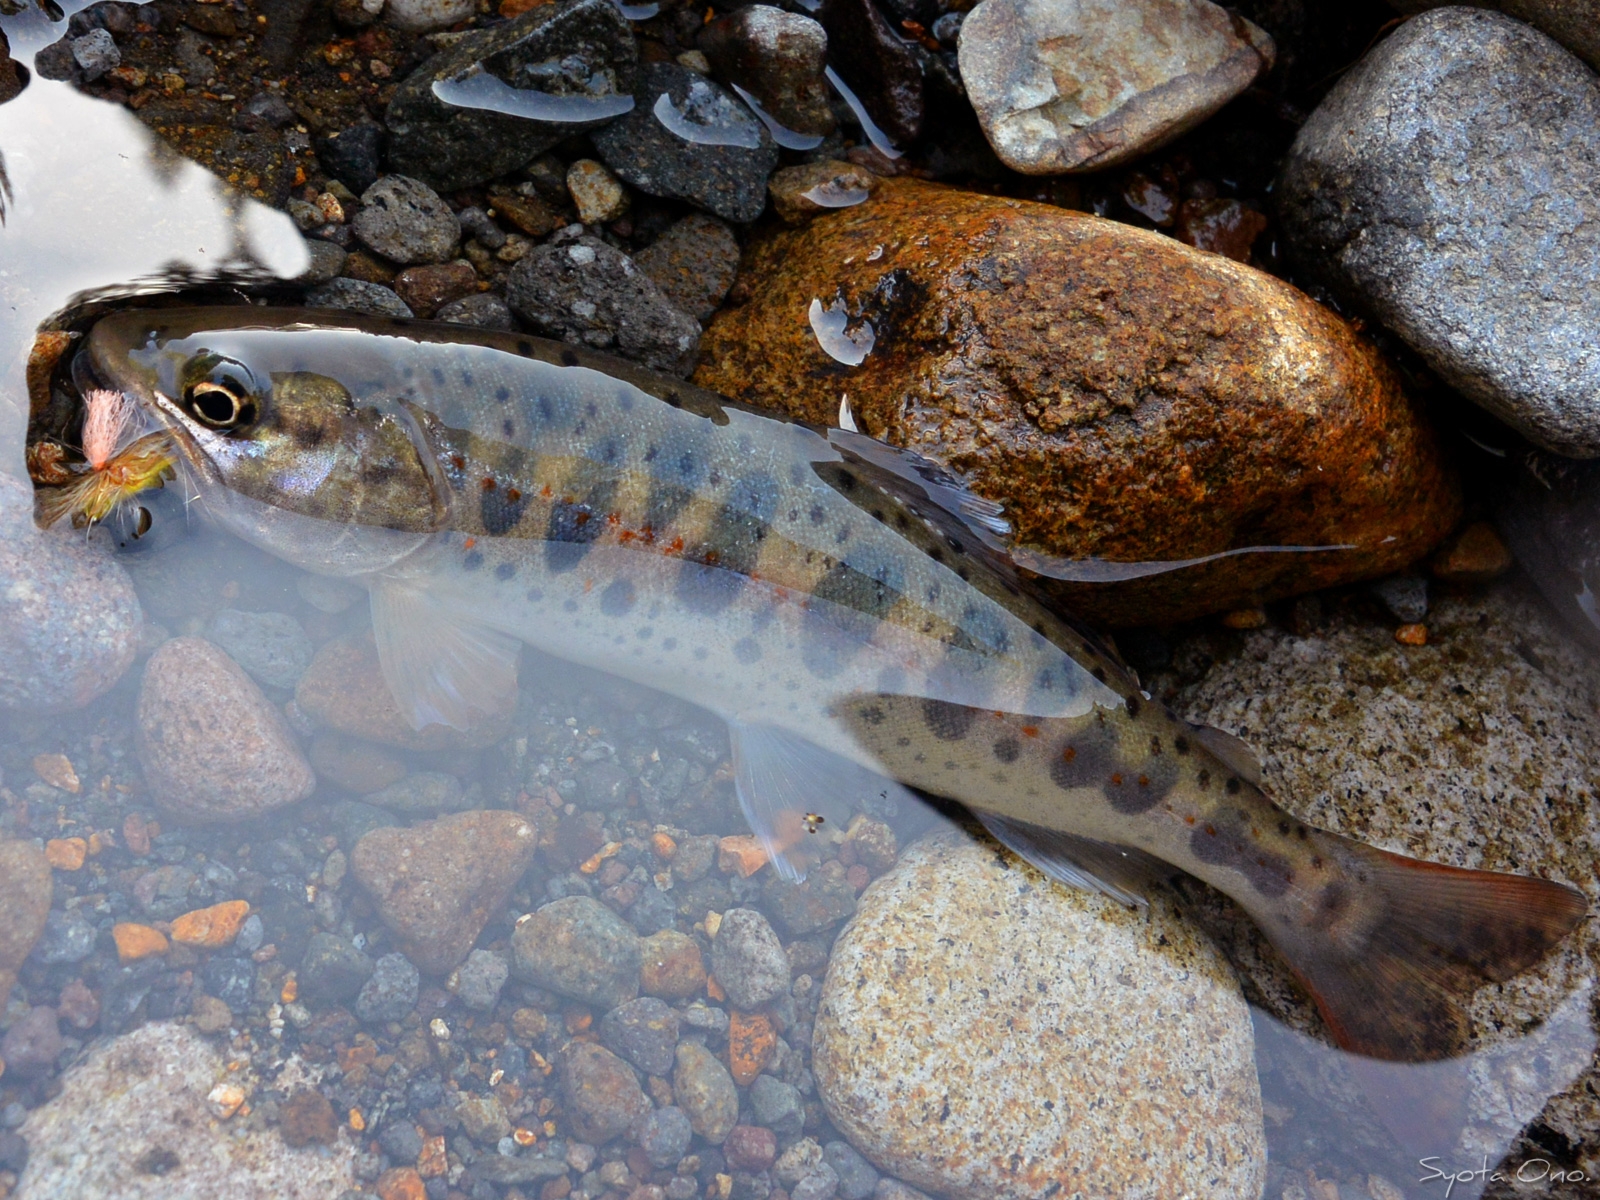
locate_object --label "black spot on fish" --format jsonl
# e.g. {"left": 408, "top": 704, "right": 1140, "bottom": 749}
{"left": 644, "top": 444, "right": 659, "bottom": 463}
{"left": 545, "top": 477, "right": 617, "bottom": 572}
{"left": 665, "top": 389, "right": 682, "bottom": 408}
{"left": 992, "top": 737, "right": 1020, "bottom": 763}
{"left": 663, "top": 638, "right": 677, "bottom": 651}
{"left": 1197, "top": 769, "right": 1211, "bottom": 789}
{"left": 431, "top": 367, "right": 446, "bottom": 385}
{"left": 462, "top": 549, "right": 483, "bottom": 571}
{"left": 1277, "top": 820, "right": 1291, "bottom": 835}
{"left": 809, "top": 505, "right": 826, "bottom": 525}
{"left": 858, "top": 705, "right": 886, "bottom": 726}
{"left": 600, "top": 579, "right": 636, "bottom": 616}
{"left": 460, "top": 369, "right": 474, "bottom": 387}
{"left": 637, "top": 627, "right": 652, "bottom": 639}
{"left": 733, "top": 637, "right": 762, "bottom": 664}
{"left": 1188, "top": 817, "right": 1293, "bottom": 897}
{"left": 517, "top": 339, "right": 534, "bottom": 356}
{"left": 482, "top": 479, "right": 528, "bottom": 536}
{"left": 1226, "top": 777, "right": 1242, "bottom": 794}
{"left": 921, "top": 698, "right": 976, "bottom": 741}
{"left": 1309, "top": 881, "right": 1350, "bottom": 930}
{"left": 495, "top": 562, "right": 516, "bottom": 581}
{"left": 1125, "top": 695, "right": 1141, "bottom": 718}
{"left": 502, "top": 418, "right": 515, "bottom": 438}
{"left": 495, "top": 386, "right": 511, "bottom": 402}
{"left": 526, "top": 588, "right": 544, "bottom": 603}
{"left": 1049, "top": 726, "right": 1116, "bottom": 793}
{"left": 560, "top": 349, "right": 579, "bottom": 366}
{"left": 1175, "top": 736, "right": 1190, "bottom": 754}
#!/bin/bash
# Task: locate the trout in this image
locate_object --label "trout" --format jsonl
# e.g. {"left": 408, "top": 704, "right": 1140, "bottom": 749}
{"left": 80, "top": 307, "right": 1585, "bottom": 1062}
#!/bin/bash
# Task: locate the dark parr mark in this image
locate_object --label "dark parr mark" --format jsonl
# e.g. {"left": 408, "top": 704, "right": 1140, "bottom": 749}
{"left": 482, "top": 477, "right": 529, "bottom": 536}
{"left": 545, "top": 477, "right": 617, "bottom": 573}
{"left": 600, "top": 579, "right": 636, "bottom": 616}
{"left": 495, "top": 562, "right": 516, "bottom": 581}
{"left": 921, "top": 698, "right": 977, "bottom": 741}
{"left": 560, "top": 349, "right": 579, "bottom": 366}
{"left": 992, "top": 737, "right": 1020, "bottom": 763}
{"left": 733, "top": 637, "right": 763, "bottom": 664}
{"left": 462, "top": 549, "right": 483, "bottom": 571}
{"left": 1188, "top": 817, "right": 1294, "bottom": 897}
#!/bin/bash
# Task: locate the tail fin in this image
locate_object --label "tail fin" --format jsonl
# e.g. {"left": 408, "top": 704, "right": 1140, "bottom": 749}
{"left": 1277, "top": 839, "right": 1587, "bottom": 1062}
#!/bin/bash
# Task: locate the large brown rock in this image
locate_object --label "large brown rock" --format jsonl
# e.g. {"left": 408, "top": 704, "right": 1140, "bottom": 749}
{"left": 137, "top": 637, "right": 315, "bottom": 822}
{"left": 351, "top": 810, "right": 538, "bottom": 974}
{"left": 695, "top": 177, "right": 1461, "bottom": 627}
{"left": 0, "top": 839, "right": 51, "bottom": 1010}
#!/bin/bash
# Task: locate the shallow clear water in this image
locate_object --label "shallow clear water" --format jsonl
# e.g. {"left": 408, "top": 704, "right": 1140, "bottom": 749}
{"left": 0, "top": 6, "right": 1596, "bottom": 1200}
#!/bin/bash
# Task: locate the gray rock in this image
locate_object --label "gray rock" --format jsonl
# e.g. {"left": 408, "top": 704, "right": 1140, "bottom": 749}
{"left": 506, "top": 235, "right": 700, "bottom": 375}
{"left": 557, "top": 1041, "right": 652, "bottom": 1143}
{"left": 355, "top": 952, "right": 420, "bottom": 1022}
{"left": 673, "top": 1040, "right": 739, "bottom": 1144}
{"left": 817, "top": 0, "right": 922, "bottom": 147}
{"left": 1276, "top": 8, "right": 1600, "bottom": 457}
{"left": 472, "top": 1153, "right": 573, "bottom": 1185}
{"left": 774, "top": 1139, "right": 824, "bottom": 1187}
{"left": 672, "top": 835, "right": 717, "bottom": 882}
{"left": 813, "top": 831, "right": 1264, "bottom": 1200}
{"left": 579, "top": 760, "right": 632, "bottom": 808}
{"left": 385, "top": 0, "right": 473, "bottom": 32}
{"left": 385, "top": 0, "right": 639, "bottom": 192}
{"left": 627, "top": 885, "right": 677, "bottom": 936}
{"left": 379, "top": 1120, "right": 424, "bottom": 1164}
{"left": 296, "top": 238, "right": 348, "bottom": 285}
{"left": 593, "top": 62, "right": 778, "bottom": 224}
{"left": 871, "top": 1182, "right": 932, "bottom": 1200}
{"left": 709, "top": 907, "right": 789, "bottom": 1009}
{"left": 32, "top": 908, "right": 97, "bottom": 965}
{"left": 0, "top": 474, "right": 142, "bottom": 716}
{"left": 823, "top": 1143, "right": 877, "bottom": 1200}
{"left": 634, "top": 214, "right": 740, "bottom": 324}
{"left": 449, "top": 948, "right": 509, "bottom": 1011}
{"left": 791, "top": 1163, "right": 840, "bottom": 1200}
{"left": 456, "top": 1093, "right": 512, "bottom": 1144}
{"left": 435, "top": 292, "right": 515, "bottom": 329}
{"left": 0, "top": 1007, "right": 62, "bottom": 1076}
{"left": 957, "top": 0, "right": 1273, "bottom": 173}
{"left": 306, "top": 277, "right": 414, "bottom": 319}
{"left": 699, "top": 6, "right": 834, "bottom": 137}
{"left": 762, "top": 859, "right": 856, "bottom": 935}
{"left": 1368, "top": 572, "right": 1428, "bottom": 624}
{"left": 206, "top": 609, "right": 313, "bottom": 690}
{"left": 70, "top": 29, "right": 119, "bottom": 79}
{"left": 632, "top": 1105, "right": 693, "bottom": 1167}
{"left": 1388, "top": 0, "right": 1600, "bottom": 71}
{"left": 511, "top": 895, "right": 642, "bottom": 1007}
{"left": 365, "top": 771, "right": 466, "bottom": 815}
{"left": 749, "top": 1074, "right": 804, "bottom": 1138}
{"left": 599, "top": 996, "right": 680, "bottom": 1075}
{"left": 352, "top": 175, "right": 460, "bottom": 265}
{"left": 457, "top": 206, "right": 507, "bottom": 249}
{"left": 201, "top": 956, "right": 255, "bottom": 1011}
{"left": 301, "top": 933, "right": 375, "bottom": 1004}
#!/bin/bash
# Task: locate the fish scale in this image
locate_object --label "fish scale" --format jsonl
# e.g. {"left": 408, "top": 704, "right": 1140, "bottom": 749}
{"left": 81, "top": 306, "right": 1587, "bottom": 1064}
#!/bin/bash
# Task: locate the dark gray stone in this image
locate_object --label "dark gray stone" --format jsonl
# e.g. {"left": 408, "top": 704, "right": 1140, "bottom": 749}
{"left": 709, "top": 907, "right": 789, "bottom": 1009}
{"left": 791, "top": 1163, "right": 840, "bottom": 1200}
{"left": 673, "top": 1040, "right": 738, "bottom": 1143}
{"left": 379, "top": 1119, "right": 424, "bottom": 1164}
{"left": 557, "top": 1041, "right": 652, "bottom": 1143}
{"left": 331, "top": 799, "right": 400, "bottom": 849}
{"left": 451, "top": 948, "right": 509, "bottom": 1011}
{"left": 352, "top": 175, "right": 460, "bottom": 265}
{"left": 206, "top": 610, "right": 313, "bottom": 690}
{"left": 33, "top": 908, "right": 98, "bottom": 964}
{"left": 599, "top": 996, "right": 680, "bottom": 1075}
{"left": 510, "top": 895, "right": 642, "bottom": 1007}
{"left": 632, "top": 1105, "right": 693, "bottom": 1167}
{"left": 435, "top": 293, "right": 515, "bottom": 329}
{"left": 592, "top": 62, "right": 778, "bottom": 224}
{"left": 365, "top": 772, "right": 466, "bottom": 816}
{"left": 0, "top": 1007, "right": 62, "bottom": 1076}
{"left": 301, "top": 932, "right": 375, "bottom": 1003}
{"left": 749, "top": 1074, "right": 804, "bottom": 1137}
{"left": 763, "top": 860, "right": 856, "bottom": 935}
{"left": 385, "top": 0, "right": 639, "bottom": 193}
{"left": 822, "top": 1142, "right": 878, "bottom": 1200}
{"left": 356, "top": 952, "right": 420, "bottom": 1022}
{"left": 698, "top": 5, "right": 834, "bottom": 137}
{"left": 1368, "top": 572, "right": 1428, "bottom": 624}
{"left": 472, "top": 1153, "right": 574, "bottom": 1184}
{"left": 235, "top": 89, "right": 296, "bottom": 132}
{"left": 316, "top": 124, "right": 384, "bottom": 195}
{"left": 1277, "top": 8, "right": 1600, "bottom": 457}
{"left": 626, "top": 885, "right": 676, "bottom": 936}
{"left": 306, "top": 278, "right": 414, "bottom": 319}
{"left": 505, "top": 235, "right": 700, "bottom": 375}
{"left": 296, "top": 239, "right": 349, "bottom": 285}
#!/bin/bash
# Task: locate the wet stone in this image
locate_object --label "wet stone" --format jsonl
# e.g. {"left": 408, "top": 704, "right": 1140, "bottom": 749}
{"left": 511, "top": 895, "right": 642, "bottom": 1007}
{"left": 792, "top": 1163, "right": 840, "bottom": 1200}
{"left": 366, "top": 771, "right": 466, "bottom": 815}
{"left": 385, "top": 0, "right": 473, "bottom": 32}
{"left": 33, "top": 908, "right": 98, "bottom": 965}
{"left": 1277, "top": 7, "right": 1600, "bottom": 457}
{"left": 592, "top": 62, "right": 778, "bottom": 224}
{"left": 332, "top": 800, "right": 402, "bottom": 849}
{"left": 456, "top": 1093, "right": 512, "bottom": 1144}
{"left": 201, "top": 956, "right": 256, "bottom": 1011}
{"left": 311, "top": 733, "right": 409, "bottom": 795}
{"left": 639, "top": 929, "right": 706, "bottom": 998}
{"left": 315, "top": 124, "right": 385, "bottom": 195}
{"left": 723, "top": 1126, "right": 777, "bottom": 1173}
{"left": 0, "top": 1007, "right": 63, "bottom": 1077}
{"left": 297, "top": 238, "right": 349, "bottom": 285}
{"left": 750, "top": 1075, "right": 804, "bottom": 1137}
{"left": 567, "top": 158, "right": 629, "bottom": 225}
{"left": 599, "top": 995, "right": 681, "bottom": 1075}
{"left": 774, "top": 1140, "right": 824, "bottom": 1188}
{"left": 767, "top": 161, "right": 879, "bottom": 225}
{"left": 673, "top": 1040, "right": 739, "bottom": 1144}
{"left": 379, "top": 1121, "right": 424, "bottom": 1165}
{"left": 633, "top": 214, "right": 741, "bottom": 324}
{"left": 281, "top": 1089, "right": 339, "bottom": 1148}
{"left": 436, "top": 292, "right": 515, "bottom": 329}
{"left": 632, "top": 1105, "right": 693, "bottom": 1168}
{"left": 823, "top": 1143, "right": 877, "bottom": 1200}
{"left": 699, "top": 5, "right": 834, "bottom": 138}
{"left": 673, "top": 835, "right": 718, "bottom": 882}
{"left": 762, "top": 860, "right": 856, "bottom": 936}
{"left": 958, "top": 0, "right": 1273, "bottom": 173}
{"left": 505, "top": 235, "right": 700, "bottom": 376}
{"left": 448, "top": 948, "right": 509, "bottom": 1010}
{"left": 205, "top": 609, "right": 313, "bottom": 690}
{"left": 306, "top": 277, "right": 415, "bottom": 319}
{"left": 709, "top": 907, "right": 789, "bottom": 1009}
{"left": 136, "top": 636, "right": 315, "bottom": 823}
{"left": 301, "top": 932, "right": 375, "bottom": 1004}
{"left": 818, "top": 0, "right": 923, "bottom": 147}
{"left": 352, "top": 810, "right": 537, "bottom": 974}
{"left": 392, "top": 262, "right": 479, "bottom": 319}
{"left": 384, "top": 0, "right": 639, "bottom": 192}
{"left": 627, "top": 886, "right": 678, "bottom": 936}
{"left": 559, "top": 1041, "right": 652, "bottom": 1144}
{"left": 351, "top": 175, "right": 460, "bottom": 265}
{"left": 356, "top": 952, "right": 422, "bottom": 1022}
{"left": 1368, "top": 571, "right": 1428, "bottom": 624}
{"left": 191, "top": 992, "right": 232, "bottom": 1034}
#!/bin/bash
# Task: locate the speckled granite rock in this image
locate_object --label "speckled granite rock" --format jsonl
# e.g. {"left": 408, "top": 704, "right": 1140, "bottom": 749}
{"left": 0, "top": 839, "right": 51, "bottom": 1010}
{"left": 0, "top": 472, "right": 141, "bottom": 714}
{"left": 1277, "top": 9, "right": 1600, "bottom": 457}
{"left": 351, "top": 809, "right": 537, "bottom": 974}
{"left": 1388, "top": 0, "right": 1600, "bottom": 70}
{"left": 15, "top": 1022, "right": 356, "bottom": 1198}
{"left": 136, "top": 637, "right": 315, "bottom": 822}
{"left": 1154, "top": 579, "right": 1600, "bottom": 1184}
{"left": 813, "top": 829, "right": 1265, "bottom": 1200}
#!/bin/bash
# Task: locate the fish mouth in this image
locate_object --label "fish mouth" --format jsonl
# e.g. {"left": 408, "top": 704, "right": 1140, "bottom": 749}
{"left": 139, "top": 387, "right": 226, "bottom": 492}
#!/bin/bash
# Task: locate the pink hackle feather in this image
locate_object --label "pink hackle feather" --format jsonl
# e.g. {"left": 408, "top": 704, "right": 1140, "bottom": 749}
{"left": 81, "top": 388, "right": 140, "bottom": 471}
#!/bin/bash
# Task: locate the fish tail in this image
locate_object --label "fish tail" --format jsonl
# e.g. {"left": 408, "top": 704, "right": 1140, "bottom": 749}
{"left": 1275, "top": 837, "right": 1587, "bottom": 1061}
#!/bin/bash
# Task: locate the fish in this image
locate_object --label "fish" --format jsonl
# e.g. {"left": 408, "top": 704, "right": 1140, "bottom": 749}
{"left": 78, "top": 305, "right": 1587, "bottom": 1063}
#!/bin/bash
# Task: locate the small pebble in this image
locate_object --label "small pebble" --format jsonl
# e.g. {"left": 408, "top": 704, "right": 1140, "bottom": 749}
{"left": 673, "top": 1040, "right": 739, "bottom": 1144}
{"left": 558, "top": 1041, "right": 652, "bottom": 1143}
{"left": 70, "top": 28, "right": 120, "bottom": 79}
{"left": 723, "top": 1126, "right": 777, "bottom": 1173}
{"left": 823, "top": 1142, "right": 878, "bottom": 1200}
{"left": 511, "top": 895, "right": 643, "bottom": 1007}
{"left": 356, "top": 952, "right": 421, "bottom": 1021}
{"left": 1431, "top": 521, "right": 1513, "bottom": 583}
{"left": 632, "top": 1105, "right": 694, "bottom": 1168}
{"left": 0, "top": 1006, "right": 63, "bottom": 1076}
{"left": 34, "top": 908, "right": 98, "bottom": 964}
{"left": 1394, "top": 623, "right": 1429, "bottom": 646}
{"left": 306, "top": 277, "right": 415, "bottom": 318}
{"left": 710, "top": 907, "right": 790, "bottom": 1009}
{"left": 353, "top": 175, "right": 461, "bottom": 264}
{"left": 750, "top": 1075, "right": 804, "bottom": 1137}
{"left": 567, "top": 159, "right": 629, "bottom": 225}
{"left": 300, "top": 932, "right": 375, "bottom": 1003}
{"left": 435, "top": 293, "right": 515, "bottom": 329}
{"left": 448, "top": 948, "right": 510, "bottom": 1011}
{"left": 600, "top": 996, "right": 681, "bottom": 1076}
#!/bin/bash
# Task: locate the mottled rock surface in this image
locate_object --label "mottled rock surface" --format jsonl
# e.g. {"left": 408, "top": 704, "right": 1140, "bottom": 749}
{"left": 136, "top": 637, "right": 315, "bottom": 822}
{"left": 634, "top": 214, "right": 742, "bottom": 324}
{"left": 1388, "top": 0, "right": 1600, "bottom": 70}
{"left": 0, "top": 840, "right": 50, "bottom": 1009}
{"left": 557, "top": 1041, "right": 651, "bottom": 1143}
{"left": 15, "top": 1022, "right": 357, "bottom": 1198}
{"left": 696, "top": 177, "right": 1461, "bottom": 626}
{"left": 699, "top": 5, "right": 834, "bottom": 137}
{"left": 1277, "top": 8, "right": 1600, "bottom": 457}
{"left": 958, "top": 0, "right": 1273, "bottom": 173}
{"left": 1154, "top": 580, "right": 1600, "bottom": 1183}
{"left": 511, "top": 895, "right": 642, "bottom": 1006}
{"left": 813, "top": 830, "right": 1264, "bottom": 1200}
{"left": 0, "top": 473, "right": 141, "bottom": 714}
{"left": 351, "top": 809, "right": 537, "bottom": 973}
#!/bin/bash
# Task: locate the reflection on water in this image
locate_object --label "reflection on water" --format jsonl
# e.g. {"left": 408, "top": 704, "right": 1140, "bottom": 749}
{"left": 0, "top": 10, "right": 1596, "bottom": 1200}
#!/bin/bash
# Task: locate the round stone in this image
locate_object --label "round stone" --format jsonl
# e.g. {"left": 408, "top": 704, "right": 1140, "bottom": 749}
{"left": 352, "top": 175, "right": 461, "bottom": 265}
{"left": 813, "top": 830, "right": 1264, "bottom": 1200}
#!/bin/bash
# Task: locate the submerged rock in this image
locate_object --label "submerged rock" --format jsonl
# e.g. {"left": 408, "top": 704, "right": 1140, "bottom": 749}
{"left": 958, "top": 0, "right": 1274, "bottom": 173}
{"left": 813, "top": 830, "right": 1264, "bottom": 1200}
{"left": 695, "top": 177, "right": 1460, "bottom": 627}
{"left": 0, "top": 473, "right": 142, "bottom": 715}
{"left": 0, "top": 840, "right": 51, "bottom": 1010}
{"left": 136, "top": 637, "right": 315, "bottom": 823}
{"left": 511, "top": 895, "right": 642, "bottom": 1007}
{"left": 1277, "top": 8, "right": 1600, "bottom": 457}
{"left": 351, "top": 809, "right": 537, "bottom": 974}
{"left": 15, "top": 1022, "right": 358, "bottom": 1198}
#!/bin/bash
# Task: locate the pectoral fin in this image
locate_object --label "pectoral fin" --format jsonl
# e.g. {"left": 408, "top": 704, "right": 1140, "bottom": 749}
{"left": 370, "top": 575, "right": 521, "bottom": 731}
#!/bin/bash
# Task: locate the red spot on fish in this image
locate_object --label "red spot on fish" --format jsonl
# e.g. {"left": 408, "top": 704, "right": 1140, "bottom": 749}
{"left": 584, "top": 579, "right": 594, "bottom": 593}
{"left": 463, "top": 537, "right": 477, "bottom": 549}
{"left": 482, "top": 477, "right": 496, "bottom": 491}
{"left": 540, "top": 485, "right": 553, "bottom": 499}
{"left": 703, "top": 549, "right": 720, "bottom": 566}
{"left": 606, "top": 512, "right": 621, "bottom": 526}
{"left": 1061, "top": 746, "right": 1076, "bottom": 763}
{"left": 507, "top": 488, "right": 521, "bottom": 502}
{"left": 1204, "top": 824, "right": 1217, "bottom": 837}
{"left": 618, "top": 529, "right": 637, "bottom": 544}
{"left": 1021, "top": 726, "right": 1040, "bottom": 739}
{"left": 1110, "top": 773, "right": 1123, "bottom": 786}
{"left": 1138, "top": 775, "right": 1149, "bottom": 787}
{"left": 1183, "top": 814, "right": 1196, "bottom": 825}
{"left": 665, "top": 536, "right": 685, "bottom": 555}
{"left": 451, "top": 455, "right": 465, "bottom": 470}
{"left": 574, "top": 511, "right": 591, "bottom": 527}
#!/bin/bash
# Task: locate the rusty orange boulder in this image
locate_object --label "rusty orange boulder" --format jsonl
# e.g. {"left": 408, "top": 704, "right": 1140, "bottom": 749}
{"left": 695, "top": 178, "right": 1460, "bottom": 627}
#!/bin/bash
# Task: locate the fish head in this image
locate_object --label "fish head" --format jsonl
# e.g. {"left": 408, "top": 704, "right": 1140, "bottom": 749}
{"left": 82, "top": 308, "right": 449, "bottom": 576}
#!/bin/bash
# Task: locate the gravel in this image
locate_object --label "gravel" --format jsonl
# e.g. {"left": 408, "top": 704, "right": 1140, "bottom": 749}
{"left": 672, "top": 1040, "right": 739, "bottom": 1144}
{"left": 205, "top": 609, "right": 313, "bottom": 690}
{"left": 300, "top": 932, "right": 376, "bottom": 1004}
{"left": 449, "top": 948, "right": 509, "bottom": 1011}
{"left": 632, "top": 1105, "right": 694, "bottom": 1167}
{"left": 305, "top": 277, "right": 414, "bottom": 318}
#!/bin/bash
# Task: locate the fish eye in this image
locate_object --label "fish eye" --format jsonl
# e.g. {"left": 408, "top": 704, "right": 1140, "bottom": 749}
{"left": 186, "top": 380, "right": 250, "bottom": 428}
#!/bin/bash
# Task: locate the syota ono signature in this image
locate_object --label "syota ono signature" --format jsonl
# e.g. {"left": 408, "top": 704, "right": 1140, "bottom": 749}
{"left": 1419, "top": 1156, "right": 1592, "bottom": 1196}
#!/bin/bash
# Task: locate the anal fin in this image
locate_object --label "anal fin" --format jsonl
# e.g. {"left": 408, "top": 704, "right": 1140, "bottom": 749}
{"left": 730, "top": 722, "right": 919, "bottom": 882}
{"left": 370, "top": 575, "right": 521, "bottom": 731}
{"left": 974, "top": 812, "right": 1165, "bottom": 909}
